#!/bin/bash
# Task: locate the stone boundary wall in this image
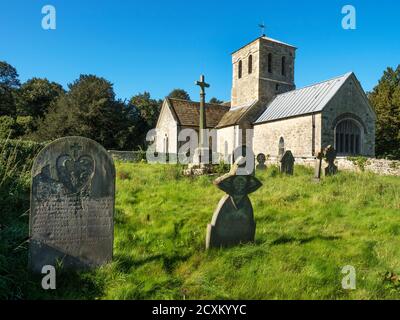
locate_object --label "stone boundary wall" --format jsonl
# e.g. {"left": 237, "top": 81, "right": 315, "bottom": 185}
{"left": 264, "top": 156, "right": 400, "bottom": 176}
{"left": 109, "top": 150, "right": 400, "bottom": 177}
{"left": 108, "top": 150, "right": 145, "bottom": 162}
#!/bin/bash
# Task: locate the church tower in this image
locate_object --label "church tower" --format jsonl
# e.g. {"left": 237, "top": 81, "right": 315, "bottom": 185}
{"left": 231, "top": 36, "right": 296, "bottom": 107}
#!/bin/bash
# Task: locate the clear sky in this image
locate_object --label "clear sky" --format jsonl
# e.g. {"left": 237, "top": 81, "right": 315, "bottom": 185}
{"left": 1, "top": 0, "right": 399, "bottom": 102}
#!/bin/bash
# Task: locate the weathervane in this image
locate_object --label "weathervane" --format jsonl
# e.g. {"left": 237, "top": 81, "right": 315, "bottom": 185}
{"left": 259, "top": 22, "right": 266, "bottom": 37}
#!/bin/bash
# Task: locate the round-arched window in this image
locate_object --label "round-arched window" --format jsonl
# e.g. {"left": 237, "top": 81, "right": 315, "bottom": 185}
{"left": 335, "top": 119, "right": 361, "bottom": 155}
{"left": 278, "top": 137, "right": 285, "bottom": 156}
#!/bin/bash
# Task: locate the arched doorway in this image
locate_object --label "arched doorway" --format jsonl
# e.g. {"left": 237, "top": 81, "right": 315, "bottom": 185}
{"left": 335, "top": 119, "right": 361, "bottom": 155}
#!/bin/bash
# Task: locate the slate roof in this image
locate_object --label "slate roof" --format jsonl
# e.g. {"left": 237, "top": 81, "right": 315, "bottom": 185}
{"left": 255, "top": 72, "right": 353, "bottom": 124}
{"left": 216, "top": 100, "right": 257, "bottom": 129}
{"left": 167, "top": 98, "right": 230, "bottom": 128}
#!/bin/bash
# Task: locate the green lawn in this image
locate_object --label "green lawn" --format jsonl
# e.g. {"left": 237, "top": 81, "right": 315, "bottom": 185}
{"left": 16, "top": 163, "right": 400, "bottom": 299}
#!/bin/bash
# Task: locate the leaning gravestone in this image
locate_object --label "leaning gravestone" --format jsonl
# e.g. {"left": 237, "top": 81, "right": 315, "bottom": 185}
{"left": 279, "top": 150, "right": 295, "bottom": 175}
{"left": 29, "top": 136, "right": 115, "bottom": 272}
{"left": 324, "top": 145, "right": 338, "bottom": 176}
{"left": 206, "top": 157, "right": 262, "bottom": 249}
{"left": 256, "top": 153, "right": 267, "bottom": 171}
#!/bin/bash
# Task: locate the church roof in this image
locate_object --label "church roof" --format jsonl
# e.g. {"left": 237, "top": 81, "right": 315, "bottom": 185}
{"left": 215, "top": 100, "right": 258, "bottom": 129}
{"left": 166, "top": 98, "right": 230, "bottom": 128}
{"left": 231, "top": 36, "right": 296, "bottom": 55}
{"left": 254, "top": 72, "right": 353, "bottom": 124}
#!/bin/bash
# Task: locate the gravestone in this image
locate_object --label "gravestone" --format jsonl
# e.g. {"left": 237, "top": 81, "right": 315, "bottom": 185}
{"left": 29, "top": 136, "right": 115, "bottom": 272}
{"left": 314, "top": 150, "right": 324, "bottom": 181}
{"left": 324, "top": 145, "right": 338, "bottom": 176}
{"left": 206, "top": 157, "right": 262, "bottom": 249}
{"left": 256, "top": 153, "right": 267, "bottom": 170}
{"left": 279, "top": 150, "right": 295, "bottom": 175}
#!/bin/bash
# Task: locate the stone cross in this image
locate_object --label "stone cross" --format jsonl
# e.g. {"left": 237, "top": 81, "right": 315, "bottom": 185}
{"left": 29, "top": 136, "right": 115, "bottom": 272}
{"left": 314, "top": 150, "right": 324, "bottom": 181}
{"left": 195, "top": 75, "right": 210, "bottom": 151}
{"left": 324, "top": 145, "right": 338, "bottom": 176}
{"left": 206, "top": 157, "right": 262, "bottom": 249}
{"left": 280, "top": 150, "right": 295, "bottom": 175}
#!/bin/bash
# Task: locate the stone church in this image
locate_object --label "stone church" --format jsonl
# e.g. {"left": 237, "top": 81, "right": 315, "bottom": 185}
{"left": 154, "top": 35, "right": 376, "bottom": 162}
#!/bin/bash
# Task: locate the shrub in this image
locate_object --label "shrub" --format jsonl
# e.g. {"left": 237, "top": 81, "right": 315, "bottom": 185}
{"left": 348, "top": 156, "right": 370, "bottom": 172}
{"left": 0, "top": 139, "right": 45, "bottom": 173}
{"left": 0, "top": 116, "right": 17, "bottom": 139}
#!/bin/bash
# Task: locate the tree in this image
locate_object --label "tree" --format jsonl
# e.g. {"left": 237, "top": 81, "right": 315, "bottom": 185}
{"left": 129, "top": 92, "right": 161, "bottom": 128}
{"left": 34, "top": 75, "right": 138, "bottom": 150}
{"left": 15, "top": 78, "right": 64, "bottom": 118}
{"left": 209, "top": 97, "right": 223, "bottom": 104}
{"left": 128, "top": 92, "right": 162, "bottom": 148}
{"left": 0, "top": 61, "right": 20, "bottom": 116}
{"left": 368, "top": 66, "right": 400, "bottom": 159}
{"left": 168, "top": 88, "right": 190, "bottom": 101}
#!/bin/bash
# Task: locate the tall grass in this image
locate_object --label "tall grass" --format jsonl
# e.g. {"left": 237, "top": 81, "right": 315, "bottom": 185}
{"left": 1, "top": 159, "right": 400, "bottom": 299}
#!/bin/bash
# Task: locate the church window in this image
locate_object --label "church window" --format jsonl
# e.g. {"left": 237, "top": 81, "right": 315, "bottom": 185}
{"left": 335, "top": 119, "right": 361, "bottom": 155}
{"left": 163, "top": 134, "right": 169, "bottom": 154}
{"left": 268, "top": 53, "right": 272, "bottom": 73}
{"left": 279, "top": 137, "right": 285, "bottom": 156}
{"left": 238, "top": 60, "right": 242, "bottom": 79}
{"left": 248, "top": 55, "right": 253, "bottom": 74}
{"left": 281, "top": 56, "right": 286, "bottom": 76}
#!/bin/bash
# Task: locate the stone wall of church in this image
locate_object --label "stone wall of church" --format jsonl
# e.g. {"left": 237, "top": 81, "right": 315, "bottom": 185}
{"left": 231, "top": 41, "right": 260, "bottom": 106}
{"left": 216, "top": 125, "right": 240, "bottom": 162}
{"left": 252, "top": 113, "right": 322, "bottom": 158}
{"left": 321, "top": 75, "right": 376, "bottom": 156}
{"left": 263, "top": 156, "right": 400, "bottom": 177}
{"left": 155, "top": 102, "right": 178, "bottom": 154}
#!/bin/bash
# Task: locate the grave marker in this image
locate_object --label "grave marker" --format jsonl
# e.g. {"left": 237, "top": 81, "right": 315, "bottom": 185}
{"left": 29, "top": 136, "right": 115, "bottom": 272}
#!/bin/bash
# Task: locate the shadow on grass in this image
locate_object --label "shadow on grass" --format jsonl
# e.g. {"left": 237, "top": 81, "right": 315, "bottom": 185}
{"left": 115, "top": 252, "right": 192, "bottom": 274}
{"left": 271, "top": 235, "right": 341, "bottom": 245}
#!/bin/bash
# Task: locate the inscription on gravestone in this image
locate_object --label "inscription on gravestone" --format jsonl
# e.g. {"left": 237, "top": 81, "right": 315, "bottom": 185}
{"left": 29, "top": 136, "right": 115, "bottom": 272}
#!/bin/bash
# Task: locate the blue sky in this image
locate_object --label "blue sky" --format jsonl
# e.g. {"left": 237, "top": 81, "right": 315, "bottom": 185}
{"left": 1, "top": 0, "right": 399, "bottom": 102}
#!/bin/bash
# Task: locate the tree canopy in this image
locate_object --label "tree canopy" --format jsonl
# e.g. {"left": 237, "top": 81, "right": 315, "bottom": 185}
{"left": 15, "top": 78, "right": 64, "bottom": 118}
{"left": 0, "top": 61, "right": 20, "bottom": 116}
{"left": 33, "top": 75, "right": 138, "bottom": 149}
{"left": 368, "top": 66, "right": 400, "bottom": 159}
{"left": 168, "top": 88, "right": 190, "bottom": 101}
{"left": 209, "top": 97, "right": 223, "bottom": 104}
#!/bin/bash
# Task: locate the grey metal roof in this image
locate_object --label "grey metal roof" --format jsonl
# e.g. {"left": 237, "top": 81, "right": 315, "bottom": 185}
{"left": 254, "top": 72, "right": 353, "bottom": 124}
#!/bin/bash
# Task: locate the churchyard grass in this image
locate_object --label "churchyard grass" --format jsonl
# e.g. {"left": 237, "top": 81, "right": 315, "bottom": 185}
{"left": 2, "top": 161, "right": 400, "bottom": 299}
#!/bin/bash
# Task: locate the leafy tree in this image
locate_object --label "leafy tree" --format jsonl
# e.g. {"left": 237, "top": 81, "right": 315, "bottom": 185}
{"left": 0, "top": 116, "right": 18, "bottom": 139}
{"left": 34, "top": 75, "right": 138, "bottom": 150}
{"left": 128, "top": 92, "right": 162, "bottom": 148}
{"left": 368, "top": 66, "right": 400, "bottom": 159}
{"left": 0, "top": 61, "right": 20, "bottom": 116}
{"left": 168, "top": 88, "right": 190, "bottom": 101}
{"left": 16, "top": 116, "right": 36, "bottom": 137}
{"left": 129, "top": 92, "right": 161, "bottom": 128}
{"left": 209, "top": 97, "right": 223, "bottom": 104}
{"left": 15, "top": 78, "right": 64, "bottom": 118}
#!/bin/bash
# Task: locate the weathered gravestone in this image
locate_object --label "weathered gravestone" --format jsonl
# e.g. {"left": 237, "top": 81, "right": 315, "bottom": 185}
{"left": 29, "top": 136, "right": 115, "bottom": 272}
{"left": 206, "top": 157, "right": 262, "bottom": 249}
{"left": 314, "top": 150, "right": 324, "bottom": 182}
{"left": 324, "top": 145, "right": 338, "bottom": 176}
{"left": 279, "top": 150, "right": 295, "bottom": 175}
{"left": 256, "top": 153, "right": 267, "bottom": 170}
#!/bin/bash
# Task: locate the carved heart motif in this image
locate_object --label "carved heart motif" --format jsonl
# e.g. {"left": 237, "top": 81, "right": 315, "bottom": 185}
{"left": 56, "top": 154, "right": 95, "bottom": 194}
